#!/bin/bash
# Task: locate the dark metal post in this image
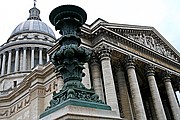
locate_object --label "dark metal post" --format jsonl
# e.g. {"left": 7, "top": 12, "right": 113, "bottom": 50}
{"left": 40, "top": 5, "right": 111, "bottom": 118}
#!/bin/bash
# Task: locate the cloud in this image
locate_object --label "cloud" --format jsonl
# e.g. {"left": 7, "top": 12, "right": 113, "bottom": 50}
{"left": 0, "top": 0, "right": 179, "bottom": 52}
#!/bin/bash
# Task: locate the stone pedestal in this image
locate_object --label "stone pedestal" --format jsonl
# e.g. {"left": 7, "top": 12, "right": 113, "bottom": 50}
{"left": 40, "top": 105, "right": 121, "bottom": 120}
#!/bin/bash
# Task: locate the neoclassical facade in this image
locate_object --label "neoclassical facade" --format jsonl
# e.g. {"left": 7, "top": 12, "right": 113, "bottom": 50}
{"left": 0, "top": 5, "right": 180, "bottom": 120}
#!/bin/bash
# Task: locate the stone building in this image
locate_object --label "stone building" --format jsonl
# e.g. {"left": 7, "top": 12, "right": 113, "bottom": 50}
{"left": 0, "top": 4, "right": 180, "bottom": 120}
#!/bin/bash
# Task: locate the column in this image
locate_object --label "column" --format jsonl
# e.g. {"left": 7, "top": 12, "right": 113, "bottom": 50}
{"left": 14, "top": 48, "right": 19, "bottom": 72}
{"left": 163, "top": 73, "right": 180, "bottom": 120}
{"left": 115, "top": 64, "right": 133, "bottom": 120}
{"left": 99, "top": 46, "right": 120, "bottom": 116}
{"left": 31, "top": 47, "right": 35, "bottom": 69}
{"left": 0, "top": 54, "right": 2, "bottom": 72}
{"left": 146, "top": 64, "right": 167, "bottom": 120}
{"left": 1, "top": 53, "right": 6, "bottom": 76}
{"left": 23, "top": 47, "right": 27, "bottom": 71}
{"left": 82, "top": 63, "right": 91, "bottom": 89}
{"left": 125, "top": 55, "right": 147, "bottom": 120}
{"left": 39, "top": 48, "right": 43, "bottom": 65}
{"left": 46, "top": 49, "right": 50, "bottom": 62}
{"left": 90, "top": 54, "right": 105, "bottom": 101}
{"left": 7, "top": 50, "right": 12, "bottom": 74}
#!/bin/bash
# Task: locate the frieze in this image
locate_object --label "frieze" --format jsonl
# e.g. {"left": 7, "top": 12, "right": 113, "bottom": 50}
{"left": 10, "top": 106, "right": 16, "bottom": 115}
{"left": 0, "top": 110, "right": 8, "bottom": 117}
{"left": 45, "top": 84, "right": 52, "bottom": 93}
{"left": 45, "top": 80, "right": 57, "bottom": 95}
{"left": 17, "top": 101, "right": 23, "bottom": 110}
{"left": 0, "top": 96, "right": 30, "bottom": 118}
{"left": 24, "top": 97, "right": 30, "bottom": 106}
{"left": 125, "top": 33, "right": 178, "bottom": 62}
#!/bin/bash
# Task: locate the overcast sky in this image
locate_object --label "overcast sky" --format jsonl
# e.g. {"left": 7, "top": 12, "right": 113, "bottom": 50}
{"left": 0, "top": 0, "right": 180, "bottom": 52}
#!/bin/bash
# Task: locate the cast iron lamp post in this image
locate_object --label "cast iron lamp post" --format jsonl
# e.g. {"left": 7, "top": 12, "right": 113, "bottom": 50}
{"left": 40, "top": 5, "right": 111, "bottom": 118}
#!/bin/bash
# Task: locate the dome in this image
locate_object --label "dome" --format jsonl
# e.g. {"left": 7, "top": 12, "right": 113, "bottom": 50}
{"left": 10, "top": 20, "right": 55, "bottom": 38}
{"left": 9, "top": 5, "right": 55, "bottom": 38}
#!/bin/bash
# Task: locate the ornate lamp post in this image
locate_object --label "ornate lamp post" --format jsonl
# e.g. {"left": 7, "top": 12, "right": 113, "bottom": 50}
{"left": 40, "top": 5, "right": 111, "bottom": 118}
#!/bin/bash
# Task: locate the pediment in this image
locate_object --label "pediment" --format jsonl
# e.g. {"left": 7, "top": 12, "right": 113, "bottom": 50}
{"left": 81, "top": 18, "right": 180, "bottom": 64}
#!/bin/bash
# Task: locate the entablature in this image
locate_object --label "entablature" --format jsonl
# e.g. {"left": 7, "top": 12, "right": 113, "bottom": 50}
{"left": 80, "top": 19, "right": 180, "bottom": 74}
{"left": 49, "top": 18, "right": 180, "bottom": 76}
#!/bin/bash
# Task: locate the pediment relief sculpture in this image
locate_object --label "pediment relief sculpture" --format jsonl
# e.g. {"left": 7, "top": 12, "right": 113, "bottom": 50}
{"left": 125, "top": 33, "right": 178, "bottom": 62}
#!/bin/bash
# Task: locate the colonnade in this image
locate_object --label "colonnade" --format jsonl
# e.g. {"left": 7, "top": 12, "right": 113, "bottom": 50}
{"left": 0, "top": 47, "right": 50, "bottom": 76}
{"left": 89, "top": 47, "right": 180, "bottom": 120}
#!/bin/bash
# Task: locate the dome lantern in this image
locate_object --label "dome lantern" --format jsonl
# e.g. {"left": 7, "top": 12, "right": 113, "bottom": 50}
{"left": 27, "top": 0, "right": 41, "bottom": 21}
{"left": 27, "top": 6, "right": 41, "bottom": 21}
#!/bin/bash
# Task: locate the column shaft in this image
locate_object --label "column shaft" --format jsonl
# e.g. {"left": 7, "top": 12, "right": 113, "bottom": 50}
{"left": 100, "top": 56, "right": 120, "bottom": 116}
{"left": 39, "top": 48, "right": 43, "bottom": 65}
{"left": 46, "top": 49, "right": 50, "bottom": 62}
{"left": 23, "top": 48, "right": 27, "bottom": 70}
{"left": 0, "top": 55, "right": 2, "bottom": 71}
{"left": 90, "top": 59, "right": 105, "bottom": 101}
{"left": 7, "top": 50, "right": 12, "bottom": 74}
{"left": 146, "top": 65, "right": 167, "bottom": 120}
{"left": 1, "top": 53, "right": 6, "bottom": 76}
{"left": 31, "top": 47, "right": 35, "bottom": 69}
{"left": 14, "top": 49, "right": 19, "bottom": 72}
{"left": 126, "top": 57, "right": 147, "bottom": 120}
{"left": 116, "top": 66, "right": 133, "bottom": 119}
{"left": 82, "top": 63, "right": 91, "bottom": 89}
{"left": 164, "top": 78, "right": 180, "bottom": 120}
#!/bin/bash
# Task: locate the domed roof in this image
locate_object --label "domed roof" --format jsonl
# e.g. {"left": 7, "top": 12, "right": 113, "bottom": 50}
{"left": 10, "top": 5, "right": 55, "bottom": 38}
{"left": 10, "top": 20, "right": 55, "bottom": 37}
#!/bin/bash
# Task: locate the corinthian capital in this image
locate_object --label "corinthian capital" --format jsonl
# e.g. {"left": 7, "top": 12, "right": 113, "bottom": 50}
{"left": 145, "top": 63, "right": 155, "bottom": 76}
{"left": 163, "top": 71, "right": 172, "bottom": 82}
{"left": 89, "top": 51, "right": 99, "bottom": 65}
{"left": 125, "top": 55, "right": 135, "bottom": 69}
{"left": 95, "top": 44, "right": 112, "bottom": 61}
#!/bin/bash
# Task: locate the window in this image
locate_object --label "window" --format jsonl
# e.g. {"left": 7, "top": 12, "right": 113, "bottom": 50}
{"left": 13, "top": 81, "right": 17, "bottom": 87}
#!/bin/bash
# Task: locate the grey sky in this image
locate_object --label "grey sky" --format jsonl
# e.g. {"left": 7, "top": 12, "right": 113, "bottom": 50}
{"left": 0, "top": 0, "right": 180, "bottom": 52}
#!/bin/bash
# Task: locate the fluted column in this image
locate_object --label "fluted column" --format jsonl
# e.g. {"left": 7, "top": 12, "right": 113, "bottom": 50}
{"left": 99, "top": 46, "right": 120, "bottom": 116}
{"left": 126, "top": 55, "right": 147, "bottom": 120}
{"left": 39, "top": 48, "right": 43, "bottom": 65}
{"left": 146, "top": 64, "right": 167, "bottom": 120}
{"left": 31, "top": 47, "right": 35, "bottom": 69}
{"left": 1, "top": 53, "right": 6, "bottom": 76}
{"left": 163, "top": 73, "right": 180, "bottom": 120}
{"left": 90, "top": 53, "right": 105, "bottom": 101}
{"left": 7, "top": 50, "right": 12, "bottom": 74}
{"left": 14, "top": 48, "right": 19, "bottom": 72}
{"left": 23, "top": 47, "right": 27, "bottom": 71}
